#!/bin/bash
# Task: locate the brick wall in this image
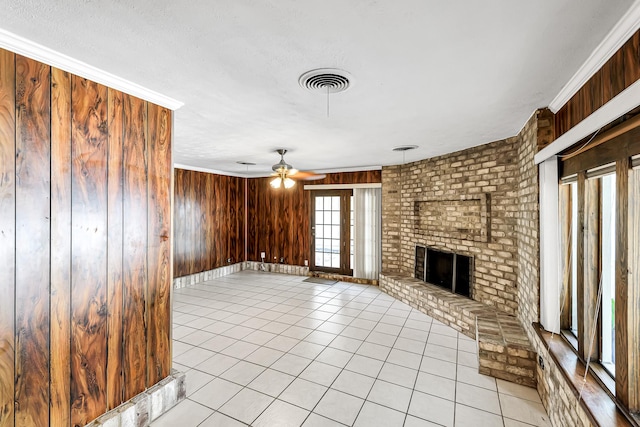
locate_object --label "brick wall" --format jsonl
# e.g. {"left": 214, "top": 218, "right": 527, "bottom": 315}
{"left": 380, "top": 110, "right": 593, "bottom": 427}
{"left": 381, "top": 165, "right": 402, "bottom": 273}
{"left": 515, "top": 112, "right": 592, "bottom": 427}
{"left": 381, "top": 137, "right": 521, "bottom": 314}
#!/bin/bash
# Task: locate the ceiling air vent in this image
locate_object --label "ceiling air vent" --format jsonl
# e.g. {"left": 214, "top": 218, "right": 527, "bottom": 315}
{"left": 299, "top": 68, "right": 352, "bottom": 94}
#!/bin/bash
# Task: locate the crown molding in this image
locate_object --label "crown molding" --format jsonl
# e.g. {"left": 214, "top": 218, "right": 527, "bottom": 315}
{"left": 174, "top": 163, "right": 383, "bottom": 178}
{"left": 173, "top": 164, "right": 248, "bottom": 178}
{"left": 536, "top": 77, "right": 640, "bottom": 164}
{"left": 303, "top": 183, "right": 382, "bottom": 190}
{"left": 312, "top": 165, "right": 383, "bottom": 174}
{"left": 548, "top": 0, "right": 640, "bottom": 113}
{"left": 0, "top": 28, "right": 183, "bottom": 110}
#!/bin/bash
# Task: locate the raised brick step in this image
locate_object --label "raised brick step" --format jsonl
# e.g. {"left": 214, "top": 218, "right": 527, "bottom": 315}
{"left": 380, "top": 273, "right": 536, "bottom": 388}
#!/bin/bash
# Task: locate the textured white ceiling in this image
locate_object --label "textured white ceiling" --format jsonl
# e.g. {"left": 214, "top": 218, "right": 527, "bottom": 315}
{"left": 0, "top": 0, "right": 634, "bottom": 176}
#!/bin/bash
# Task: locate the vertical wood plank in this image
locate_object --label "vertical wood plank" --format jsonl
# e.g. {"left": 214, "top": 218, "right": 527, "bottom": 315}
{"left": 588, "top": 71, "right": 603, "bottom": 113}
{"left": 70, "top": 76, "right": 108, "bottom": 427}
{"left": 188, "top": 170, "right": 197, "bottom": 275}
{"left": 14, "top": 54, "right": 51, "bottom": 427}
{"left": 627, "top": 166, "right": 640, "bottom": 412}
{"left": 576, "top": 172, "right": 586, "bottom": 357}
{"left": 50, "top": 66, "right": 72, "bottom": 427}
{"left": 173, "top": 170, "right": 184, "bottom": 277}
{"left": 122, "top": 94, "right": 148, "bottom": 400}
{"left": 615, "top": 157, "right": 629, "bottom": 407}
{"left": 247, "top": 178, "right": 258, "bottom": 262}
{"left": 106, "top": 88, "right": 124, "bottom": 409}
{"left": 609, "top": 48, "right": 626, "bottom": 100}
{"left": 239, "top": 177, "right": 246, "bottom": 263}
{"left": 623, "top": 31, "right": 640, "bottom": 89}
{"left": 205, "top": 172, "right": 215, "bottom": 269}
{"left": 229, "top": 177, "right": 238, "bottom": 263}
{"left": 583, "top": 178, "right": 600, "bottom": 361}
{"left": 147, "top": 104, "right": 172, "bottom": 385}
{"left": 0, "top": 48, "right": 15, "bottom": 427}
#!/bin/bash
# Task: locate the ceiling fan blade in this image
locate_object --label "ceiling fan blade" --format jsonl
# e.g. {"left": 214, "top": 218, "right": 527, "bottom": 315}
{"left": 292, "top": 171, "right": 326, "bottom": 181}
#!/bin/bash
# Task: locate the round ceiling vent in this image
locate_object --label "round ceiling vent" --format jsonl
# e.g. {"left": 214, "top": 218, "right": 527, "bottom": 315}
{"left": 299, "top": 68, "right": 352, "bottom": 94}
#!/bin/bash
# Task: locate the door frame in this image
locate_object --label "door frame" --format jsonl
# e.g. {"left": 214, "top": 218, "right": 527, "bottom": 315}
{"left": 310, "top": 190, "right": 353, "bottom": 275}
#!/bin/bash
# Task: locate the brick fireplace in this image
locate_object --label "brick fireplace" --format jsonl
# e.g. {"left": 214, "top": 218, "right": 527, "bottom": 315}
{"left": 382, "top": 137, "right": 521, "bottom": 314}
{"left": 378, "top": 127, "right": 542, "bottom": 389}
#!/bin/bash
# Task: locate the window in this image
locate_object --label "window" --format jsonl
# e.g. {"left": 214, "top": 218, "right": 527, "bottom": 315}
{"left": 556, "top": 127, "right": 640, "bottom": 415}
{"left": 561, "top": 169, "right": 618, "bottom": 378}
{"left": 311, "top": 190, "right": 352, "bottom": 275}
{"left": 560, "top": 180, "right": 579, "bottom": 338}
{"left": 599, "top": 173, "right": 616, "bottom": 376}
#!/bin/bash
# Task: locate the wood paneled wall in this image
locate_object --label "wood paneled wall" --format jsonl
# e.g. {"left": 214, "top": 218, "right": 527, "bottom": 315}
{"left": 555, "top": 30, "right": 640, "bottom": 137}
{"left": 0, "top": 49, "right": 173, "bottom": 427}
{"left": 173, "top": 169, "right": 245, "bottom": 277}
{"left": 247, "top": 171, "right": 381, "bottom": 266}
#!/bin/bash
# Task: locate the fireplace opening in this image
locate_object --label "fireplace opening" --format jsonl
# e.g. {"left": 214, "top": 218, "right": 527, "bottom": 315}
{"left": 415, "top": 245, "right": 472, "bottom": 298}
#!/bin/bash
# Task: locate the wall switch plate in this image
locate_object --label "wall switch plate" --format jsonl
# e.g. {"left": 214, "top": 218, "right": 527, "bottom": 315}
{"left": 261, "top": 252, "right": 265, "bottom": 259}
{"left": 304, "top": 260, "right": 308, "bottom": 266}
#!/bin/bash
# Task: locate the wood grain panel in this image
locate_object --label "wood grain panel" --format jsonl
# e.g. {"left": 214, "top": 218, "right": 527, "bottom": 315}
{"left": 627, "top": 166, "right": 640, "bottom": 412}
{"left": 246, "top": 171, "right": 381, "bottom": 266}
{"left": 70, "top": 76, "right": 108, "bottom": 427}
{"left": 106, "top": 88, "right": 124, "bottom": 409}
{"left": 204, "top": 171, "right": 214, "bottom": 270}
{"left": 122, "top": 94, "right": 148, "bottom": 400}
{"left": 247, "top": 178, "right": 258, "bottom": 263}
{"left": 147, "top": 104, "right": 172, "bottom": 385}
{"left": 555, "top": 29, "right": 640, "bottom": 138}
{"left": 615, "top": 157, "right": 629, "bottom": 407}
{"left": 623, "top": 31, "right": 640, "bottom": 89}
{"left": 173, "top": 169, "right": 246, "bottom": 277}
{"left": 173, "top": 169, "right": 381, "bottom": 277}
{"left": 0, "top": 48, "right": 15, "bottom": 427}
{"left": 173, "top": 170, "right": 185, "bottom": 275}
{"left": 610, "top": 48, "right": 627, "bottom": 98}
{"left": 207, "top": 172, "right": 216, "bottom": 269}
{"left": 576, "top": 172, "right": 586, "bottom": 358}
{"left": 0, "top": 49, "right": 174, "bottom": 426}
{"left": 14, "top": 54, "right": 51, "bottom": 427}
{"left": 50, "top": 66, "right": 72, "bottom": 427}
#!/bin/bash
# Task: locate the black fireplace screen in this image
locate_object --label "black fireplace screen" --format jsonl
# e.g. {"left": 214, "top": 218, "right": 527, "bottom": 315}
{"left": 415, "top": 245, "right": 471, "bottom": 297}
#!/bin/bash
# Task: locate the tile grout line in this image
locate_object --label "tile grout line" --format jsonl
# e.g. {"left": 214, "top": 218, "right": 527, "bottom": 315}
{"left": 166, "top": 271, "right": 538, "bottom": 427}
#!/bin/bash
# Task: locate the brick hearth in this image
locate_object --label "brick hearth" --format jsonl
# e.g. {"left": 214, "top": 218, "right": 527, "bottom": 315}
{"left": 380, "top": 273, "right": 536, "bottom": 388}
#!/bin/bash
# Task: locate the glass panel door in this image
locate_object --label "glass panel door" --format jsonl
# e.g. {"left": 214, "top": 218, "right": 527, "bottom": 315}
{"left": 311, "top": 190, "right": 352, "bottom": 275}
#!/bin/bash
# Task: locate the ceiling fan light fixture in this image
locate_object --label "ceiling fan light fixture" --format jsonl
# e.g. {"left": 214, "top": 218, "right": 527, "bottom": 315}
{"left": 284, "top": 177, "right": 296, "bottom": 189}
{"left": 270, "top": 176, "right": 283, "bottom": 188}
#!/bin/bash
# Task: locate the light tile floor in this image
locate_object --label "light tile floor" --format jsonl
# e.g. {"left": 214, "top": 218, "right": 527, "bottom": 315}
{"left": 152, "top": 271, "right": 550, "bottom": 427}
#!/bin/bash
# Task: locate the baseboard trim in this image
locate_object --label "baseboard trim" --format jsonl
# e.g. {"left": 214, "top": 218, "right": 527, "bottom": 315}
{"left": 85, "top": 370, "right": 186, "bottom": 427}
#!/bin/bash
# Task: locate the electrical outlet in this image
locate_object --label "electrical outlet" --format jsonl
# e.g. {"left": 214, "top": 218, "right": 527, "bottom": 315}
{"left": 261, "top": 252, "right": 266, "bottom": 259}
{"left": 304, "top": 260, "right": 308, "bottom": 266}
{"left": 280, "top": 257, "right": 284, "bottom": 263}
{"left": 538, "top": 355, "right": 545, "bottom": 370}
{"left": 227, "top": 258, "right": 232, "bottom": 263}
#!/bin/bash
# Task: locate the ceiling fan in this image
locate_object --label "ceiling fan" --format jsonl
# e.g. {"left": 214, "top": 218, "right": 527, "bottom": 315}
{"left": 270, "top": 149, "right": 326, "bottom": 189}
